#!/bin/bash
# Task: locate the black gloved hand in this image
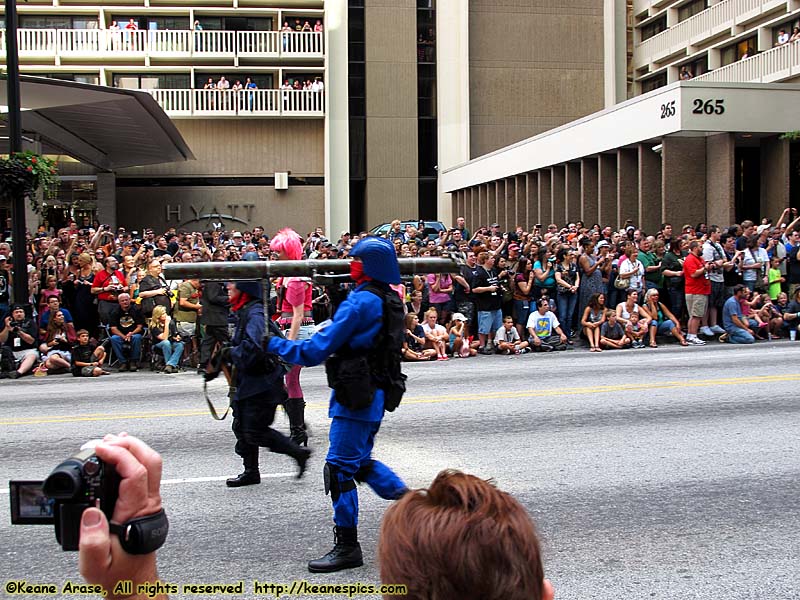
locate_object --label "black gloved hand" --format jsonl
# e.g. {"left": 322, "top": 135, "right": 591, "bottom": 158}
{"left": 219, "top": 345, "right": 232, "bottom": 363}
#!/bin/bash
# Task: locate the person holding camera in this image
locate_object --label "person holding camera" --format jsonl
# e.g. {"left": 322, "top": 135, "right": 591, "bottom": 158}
{"left": 91, "top": 257, "right": 128, "bottom": 325}
{"left": 138, "top": 260, "right": 171, "bottom": 319}
{"left": 0, "top": 304, "right": 40, "bottom": 379}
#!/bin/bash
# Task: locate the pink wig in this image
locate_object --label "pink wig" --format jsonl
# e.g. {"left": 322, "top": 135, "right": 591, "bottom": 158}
{"left": 271, "top": 228, "right": 303, "bottom": 260}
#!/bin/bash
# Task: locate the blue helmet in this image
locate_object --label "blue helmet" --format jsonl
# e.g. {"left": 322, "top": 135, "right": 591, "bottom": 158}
{"left": 349, "top": 236, "right": 401, "bottom": 284}
{"left": 235, "top": 280, "right": 263, "bottom": 300}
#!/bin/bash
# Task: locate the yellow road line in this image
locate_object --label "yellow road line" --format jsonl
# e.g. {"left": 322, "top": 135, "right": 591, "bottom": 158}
{"left": 2, "top": 373, "right": 798, "bottom": 426}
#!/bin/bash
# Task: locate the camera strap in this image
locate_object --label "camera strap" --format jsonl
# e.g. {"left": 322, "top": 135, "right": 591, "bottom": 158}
{"left": 109, "top": 509, "right": 169, "bottom": 555}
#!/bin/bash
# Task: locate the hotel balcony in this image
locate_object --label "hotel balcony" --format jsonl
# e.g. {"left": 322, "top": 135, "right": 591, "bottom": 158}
{"left": 693, "top": 38, "right": 800, "bottom": 82}
{"left": 0, "top": 29, "right": 324, "bottom": 62}
{"left": 634, "top": 0, "right": 787, "bottom": 69}
{"left": 145, "top": 88, "right": 324, "bottom": 117}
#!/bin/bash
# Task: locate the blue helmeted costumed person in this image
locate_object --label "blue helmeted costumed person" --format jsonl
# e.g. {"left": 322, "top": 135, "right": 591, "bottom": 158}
{"left": 267, "top": 236, "right": 408, "bottom": 573}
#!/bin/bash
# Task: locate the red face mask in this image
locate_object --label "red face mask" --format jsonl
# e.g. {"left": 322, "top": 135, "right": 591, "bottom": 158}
{"left": 350, "top": 260, "right": 367, "bottom": 283}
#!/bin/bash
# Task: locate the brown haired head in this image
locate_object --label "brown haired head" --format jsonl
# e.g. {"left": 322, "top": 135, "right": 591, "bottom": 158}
{"left": 378, "top": 470, "right": 552, "bottom": 600}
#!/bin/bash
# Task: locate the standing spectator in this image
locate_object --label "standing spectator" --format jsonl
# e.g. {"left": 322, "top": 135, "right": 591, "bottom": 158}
{"left": 767, "top": 256, "right": 784, "bottom": 300}
{"left": 578, "top": 239, "right": 608, "bottom": 325}
{"left": 616, "top": 245, "right": 645, "bottom": 296}
{"left": 526, "top": 298, "right": 567, "bottom": 351}
{"left": 91, "top": 256, "right": 127, "bottom": 325}
{"left": 721, "top": 284, "right": 756, "bottom": 344}
{"left": 684, "top": 240, "right": 711, "bottom": 345}
{"left": 138, "top": 259, "right": 171, "bottom": 319}
{"left": 513, "top": 257, "right": 534, "bottom": 337}
{"left": 472, "top": 252, "right": 502, "bottom": 354}
{"left": 701, "top": 226, "right": 727, "bottom": 336}
{"left": 198, "top": 253, "right": 230, "bottom": 371}
{"left": 740, "top": 236, "right": 764, "bottom": 292}
{"left": 554, "top": 248, "right": 580, "bottom": 342}
{"left": 0, "top": 304, "right": 39, "bottom": 379}
{"left": 71, "top": 252, "right": 99, "bottom": 336}
{"left": 532, "top": 247, "right": 556, "bottom": 300}
{"left": 108, "top": 293, "right": 145, "bottom": 371}
{"left": 427, "top": 271, "right": 454, "bottom": 325}
{"left": 0, "top": 254, "right": 11, "bottom": 323}
{"left": 174, "top": 278, "right": 202, "bottom": 365}
{"left": 782, "top": 288, "right": 800, "bottom": 338}
{"left": 405, "top": 288, "right": 426, "bottom": 316}
{"left": 787, "top": 228, "right": 800, "bottom": 299}
{"left": 455, "top": 216, "right": 471, "bottom": 240}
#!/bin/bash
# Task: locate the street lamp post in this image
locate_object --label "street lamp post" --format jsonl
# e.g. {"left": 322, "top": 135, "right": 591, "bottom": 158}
{"left": 4, "top": 0, "right": 28, "bottom": 305}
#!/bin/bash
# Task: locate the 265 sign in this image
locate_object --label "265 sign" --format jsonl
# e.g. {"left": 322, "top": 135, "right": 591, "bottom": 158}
{"left": 660, "top": 100, "right": 677, "bottom": 119}
{"left": 692, "top": 98, "right": 725, "bottom": 115}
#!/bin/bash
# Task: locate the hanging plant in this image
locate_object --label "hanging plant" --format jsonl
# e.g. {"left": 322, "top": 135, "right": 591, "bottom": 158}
{"left": 0, "top": 151, "right": 59, "bottom": 214}
{"left": 779, "top": 131, "right": 800, "bottom": 141}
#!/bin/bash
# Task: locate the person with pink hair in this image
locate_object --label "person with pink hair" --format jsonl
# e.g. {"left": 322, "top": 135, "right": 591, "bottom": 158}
{"left": 271, "top": 228, "right": 312, "bottom": 446}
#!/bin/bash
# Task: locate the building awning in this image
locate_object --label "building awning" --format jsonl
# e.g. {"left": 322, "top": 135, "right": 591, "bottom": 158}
{"left": 0, "top": 75, "right": 194, "bottom": 171}
{"left": 442, "top": 81, "right": 800, "bottom": 193}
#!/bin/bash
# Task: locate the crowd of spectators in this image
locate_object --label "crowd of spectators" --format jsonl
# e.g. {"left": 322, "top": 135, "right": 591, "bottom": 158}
{"left": 1, "top": 208, "right": 799, "bottom": 379}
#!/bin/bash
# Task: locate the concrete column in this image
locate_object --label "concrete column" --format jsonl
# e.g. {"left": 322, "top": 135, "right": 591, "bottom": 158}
{"left": 565, "top": 162, "right": 581, "bottom": 223}
{"left": 551, "top": 165, "right": 566, "bottom": 227}
{"left": 638, "top": 143, "right": 662, "bottom": 234}
{"left": 581, "top": 158, "right": 599, "bottom": 225}
{"left": 527, "top": 172, "right": 539, "bottom": 228}
{"left": 603, "top": 0, "right": 628, "bottom": 107}
{"left": 515, "top": 174, "right": 526, "bottom": 231}
{"left": 324, "top": 0, "right": 349, "bottom": 238}
{"left": 478, "top": 184, "right": 488, "bottom": 229}
{"left": 537, "top": 170, "right": 552, "bottom": 228}
{"left": 504, "top": 177, "right": 516, "bottom": 232}
{"left": 662, "top": 137, "right": 707, "bottom": 229}
{"left": 469, "top": 187, "right": 478, "bottom": 232}
{"left": 617, "top": 149, "right": 638, "bottom": 230}
{"left": 598, "top": 153, "right": 617, "bottom": 228}
{"left": 706, "top": 133, "right": 736, "bottom": 228}
{"left": 495, "top": 180, "right": 505, "bottom": 229}
{"left": 96, "top": 173, "right": 117, "bottom": 228}
{"left": 436, "top": 0, "right": 469, "bottom": 225}
{"left": 760, "top": 136, "right": 791, "bottom": 223}
{"left": 488, "top": 181, "right": 498, "bottom": 226}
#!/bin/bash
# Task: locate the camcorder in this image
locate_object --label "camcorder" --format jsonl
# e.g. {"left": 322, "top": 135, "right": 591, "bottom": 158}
{"left": 9, "top": 445, "right": 119, "bottom": 551}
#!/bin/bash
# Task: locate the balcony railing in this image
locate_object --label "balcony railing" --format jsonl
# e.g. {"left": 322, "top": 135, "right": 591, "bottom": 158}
{"left": 693, "top": 40, "right": 800, "bottom": 83}
{"left": 145, "top": 88, "right": 325, "bottom": 117}
{"left": 634, "top": 0, "right": 783, "bottom": 68}
{"left": 0, "top": 29, "right": 324, "bottom": 60}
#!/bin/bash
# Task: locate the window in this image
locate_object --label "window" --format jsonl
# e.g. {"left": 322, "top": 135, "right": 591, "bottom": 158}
{"left": 194, "top": 73, "right": 272, "bottom": 89}
{"left": 110, "top": 16, "right": 189, "bottom": 31}
{"left": 44, "top": 73, "right": 100, "bottom": 85}
{"left": 20, "top": 15, "right": 72, "bottom": 29}
{"left": 721, "top": 36, "right": 756, "bottom": 66}
{"left": 679, "top": 54, "right": 708, "bottom": 79}
{"left": 640, "top": 14, "right": 667, "bottom": 42}
{"left": 640, "top": 72, "right": 667, "bottom": 93}
{"left": 678, "top": 0, "right": 707, "bottom": 23}
{"left": 113, "top": 73, "right": 191, "bottom": 90}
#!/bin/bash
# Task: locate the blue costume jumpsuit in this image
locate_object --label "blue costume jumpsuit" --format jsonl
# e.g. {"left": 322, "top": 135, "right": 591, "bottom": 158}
{"left": 268, "top": 283, "right": 407, "bottom": 527}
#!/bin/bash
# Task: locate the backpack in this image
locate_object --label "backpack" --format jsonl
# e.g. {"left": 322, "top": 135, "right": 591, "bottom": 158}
{"left": 0, "top": 346, "right": 17, "bottom": 372}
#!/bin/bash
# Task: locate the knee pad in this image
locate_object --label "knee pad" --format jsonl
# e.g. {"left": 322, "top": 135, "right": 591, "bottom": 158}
{"left": 354, "top": 460, "right": 375, "bottom": 484}
{"left": 323, "top": 462, "right": 356, "bottom": 502}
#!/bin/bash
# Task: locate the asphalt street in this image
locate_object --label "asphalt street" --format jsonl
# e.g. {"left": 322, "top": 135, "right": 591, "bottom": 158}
{"left": 1, "top": 341, "right": 799, "bottom": 600}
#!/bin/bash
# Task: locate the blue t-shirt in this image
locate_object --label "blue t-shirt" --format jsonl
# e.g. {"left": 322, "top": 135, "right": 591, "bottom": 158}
{"left": 722, "top": 295, "right": 743, "bottom": 331}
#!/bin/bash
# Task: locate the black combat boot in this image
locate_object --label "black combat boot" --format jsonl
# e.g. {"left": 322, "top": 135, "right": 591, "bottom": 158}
{"left": 227, "top": 450, "right": 260, "bottom": 487}
{"left": 284, "top": 398, "right": 309, "bottom": 447}
{"left": 307, "top": 526, "right": 363, "bottom": 573}
{"left": 225, "top": 470, "right": 260, "bottom": 487}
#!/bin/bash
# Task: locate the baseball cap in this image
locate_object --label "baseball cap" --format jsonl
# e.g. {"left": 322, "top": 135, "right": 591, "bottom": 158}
{"left": 0, "top": 254, "right": 6, "bottom": 261}
{"left": 490, "top": 223, "right": 500, "bottom": 228}
{"left": 756, "top": 224, "right": 770, "bottom": 235}
{"left": 452, "top": 312, "right": 468, "bottom": 322}
{"left": 596, "top": 240, "right": 610, "bottom": 249}
{"left": 232, "top": 231, "right": 243, "bottom": 238}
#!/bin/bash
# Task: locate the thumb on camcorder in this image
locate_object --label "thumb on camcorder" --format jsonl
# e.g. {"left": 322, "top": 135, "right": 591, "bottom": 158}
{"left": 79, "top": 508, "right": 111, "bottom": 578}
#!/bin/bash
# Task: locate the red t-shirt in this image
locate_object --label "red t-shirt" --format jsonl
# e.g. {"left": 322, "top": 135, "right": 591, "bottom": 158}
{"left": 683, "top": 253, "right": 711, "bottom": 295}
{"left": 93, "top": 269, "right": 127, "bottom": 302}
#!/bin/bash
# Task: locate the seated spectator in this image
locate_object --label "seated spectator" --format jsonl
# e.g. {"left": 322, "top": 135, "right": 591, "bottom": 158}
{"left": 526, "top": 298, "right": 567, "bottom": 352}
{"left": 495, "top": 315, "right": 530, "bottom": 354}
{"left": 378, "top": 469, "right": 554, "bottom": 600}
{"left": 109, "top": 293, "right": 145, "bottom": 371}
{"left": 39, "top": 310, "right": 76, "bottom": 373}
{"left": 0, "top": 304, "right": 40, "bottom": 379}
{"left": 422, "top": 307, "right": 449, "bottom": 360}
{"left": 406, "top": 289, "right": 426, "bottom": 317}
{"left": 740, "top": 288, "right": 769, "bottom": 339}
{"left": 149, "top": 305, "right": 184, "bottom": 374}
{"left": 625, "top": 312, "right": 647, "bottom": 348}
{"left": 754, "top": 293, "right": 784, "bottom": 338}
{"left": 138, "top": 259, "right": 171, "bottom": 319}
{"left": 39, "top": 295, "right": 74, "bottom": 335}
{"left": 600, "top": 310, "right": 630, "bottom": 350}
{"left": 448, "top": 313, "right": 477, "bottom": 358}
{"left": 616, "top": 289, "right": 650, "bottom": 329}
{"left": 721, "top": 284, "right": 756, "bottom": 344}
{"left": 643, "top": 288, "right": 687, "bottom": 347}
{"left": 783, "top": 288, "right": 800, "bottom": 337}
{"left": 580, "top": 292, "right": 606, "bottom": 352}
{"left": 403, "top": 313, "right": 436, "bottom": 361}
{"left": 71, "top": 329, "right": 108, "bottom": 377}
